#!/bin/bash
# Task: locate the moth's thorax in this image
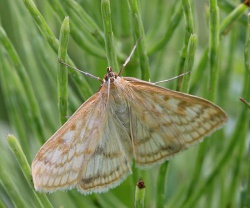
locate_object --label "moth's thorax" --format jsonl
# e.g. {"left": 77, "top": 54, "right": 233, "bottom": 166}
{"left": 103, "top": 67, "right": 118, "bottom": 83}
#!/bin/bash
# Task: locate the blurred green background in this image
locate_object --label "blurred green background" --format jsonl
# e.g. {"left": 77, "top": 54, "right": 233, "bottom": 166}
{"left": 0, "top": 0, "right": 249, "bottom": 207}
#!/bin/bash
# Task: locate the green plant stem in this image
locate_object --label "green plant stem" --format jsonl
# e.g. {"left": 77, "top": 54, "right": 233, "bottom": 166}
{"left": 245, "top": 13, "right": 250, "bottom": 75}
{"left": 243, "top": 146, "right": 250, "bottom": 207}
{"left": 156, "top": 162, "right": 169, "bottom": 208}
{"left": 180, "top": 3, "right": 220, "bottom": 206}
{"left": 60, "top": 0, "right": 106, "bottom": 58}
{"left": 244, "top": 115, "right": 250, "bottom": 207}
{"left": 220, "top": 3, "right": 249, "bottom": 35}
{"left": 227, "top": 124, "right": 248, "bottom": 206}
{"left": 209, "top": 0, "right": 220, "bottom": 102}
{"left": 191, "top": 2, "right": 248, "bottom": 95}
{"left": 220, "top": 28, "right": 238, "bottom": 107}
{"left": 134, "top": 180, "right": 145, "bottom": 208}
{"left": 182, "top": 0, "right": 194, "bottom": 43}
{"left": 176, "top": 0, "right": 194, "bottom": 90}
{"left": 7, "top": 135, "right": 53, "bottom": 208}
{"left": 58, "top": 17, "right": 70, "bottom": 125}
{"left": 23, "top": 0, "right": 58, "bottom": 51}
{"left": 101, "top": 0, "right": 119, "bottom": 71}
{"left": 46, "top": 0, "right": 106, "bottom": 58}
{"left": 127, "top": 0, "right": 150, "bottom": 81}
{"left": 219, "top": 1, "right": 247, "bottom": 26}
{"left": 180, "top": 34, "right": 197, "bottom": 93}
{"left": 62, "top": 0, "right": 105, "bottom": 47}
{"left": 242, "top": 12, "right": 250, "bottom": 207}
{"left": 189, "top": 48, "right": 209, "bottom": 94}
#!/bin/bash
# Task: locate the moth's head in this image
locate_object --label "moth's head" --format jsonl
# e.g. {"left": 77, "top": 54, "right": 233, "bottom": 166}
{"left": 104, "top": 67, "right": 118, "bottom": 83}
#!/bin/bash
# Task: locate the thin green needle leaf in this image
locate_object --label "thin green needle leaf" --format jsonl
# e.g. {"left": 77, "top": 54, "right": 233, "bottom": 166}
{"left": 58, "top": 17, "right": 70, "bottom": 125}
{"left": 101, "top": 0, "right": 119, "bottom": 71}
{"left": 127, "top": 0, "right": 150, "bottom": 81}
{"left": 23, "top": 0, "right": 93, "bottom": 99}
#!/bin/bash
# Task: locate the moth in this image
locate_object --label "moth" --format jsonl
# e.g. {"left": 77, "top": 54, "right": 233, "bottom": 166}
{"left": 32, "top": 40, "right": 228, "bottom": 195}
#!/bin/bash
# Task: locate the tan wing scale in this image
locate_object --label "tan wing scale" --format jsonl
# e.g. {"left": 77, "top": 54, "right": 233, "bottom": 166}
{"left": 123, "top": 78, "right": 228, "bottom": 168}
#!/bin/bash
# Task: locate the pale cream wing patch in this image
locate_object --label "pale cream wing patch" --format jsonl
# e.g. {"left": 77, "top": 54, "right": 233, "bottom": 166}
{"left": 124, "top": 79, "right": 228, "bottom": 168}
{"left": 31, "top": 93, "right": 106, "bottom": 192}
{"left": 77, "top": 108, "right": 133, "bottom": 194}
{"left": 32, "top": 89, "right": 133, "bottom": 194}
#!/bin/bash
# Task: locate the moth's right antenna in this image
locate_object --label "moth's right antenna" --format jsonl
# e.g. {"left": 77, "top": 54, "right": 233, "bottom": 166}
{"left": 154, "top": 71, "right": 191, "bottom": 84}
{"left": 118, "top": 37, "right": 142, "bottom": 76}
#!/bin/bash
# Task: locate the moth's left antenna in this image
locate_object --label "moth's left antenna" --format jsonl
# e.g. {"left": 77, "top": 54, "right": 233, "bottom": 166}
{"left": 58, "top": 59, "right": 103, "bottom": 83}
